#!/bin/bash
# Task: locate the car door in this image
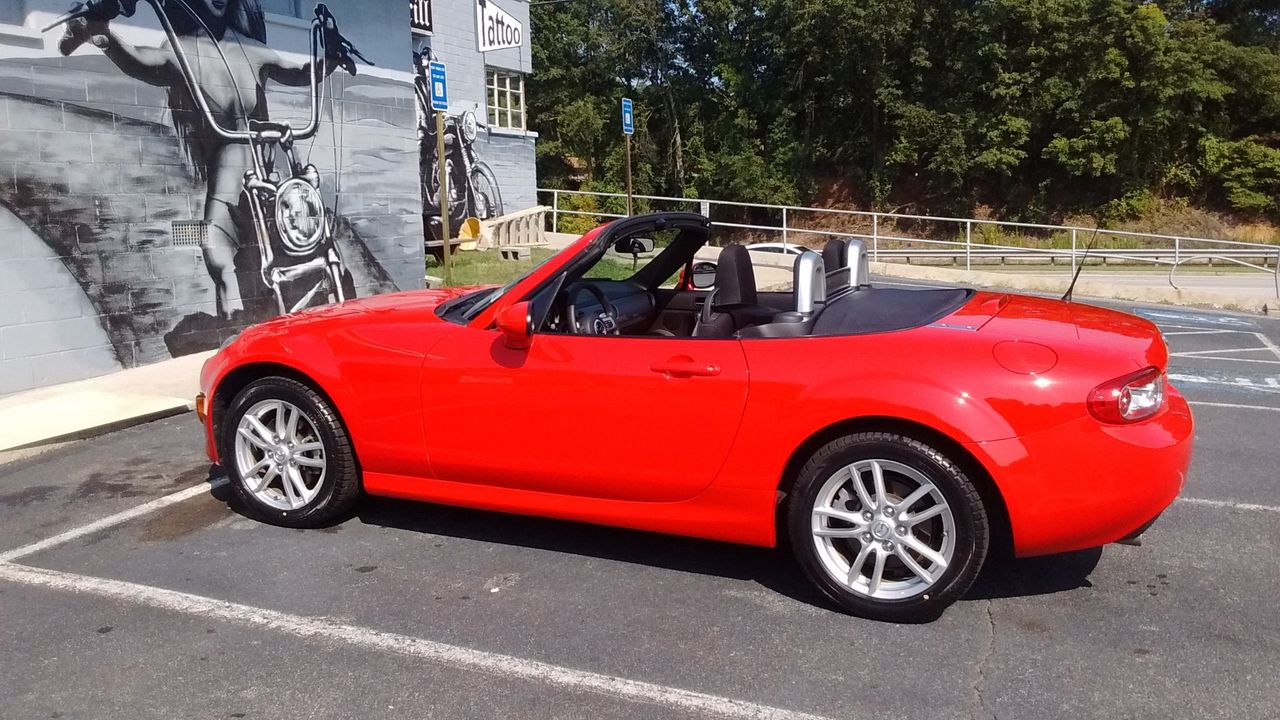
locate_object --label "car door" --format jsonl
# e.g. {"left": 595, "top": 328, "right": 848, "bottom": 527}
{"left": 419, "top": 329, "right": 749, "bottom": 503}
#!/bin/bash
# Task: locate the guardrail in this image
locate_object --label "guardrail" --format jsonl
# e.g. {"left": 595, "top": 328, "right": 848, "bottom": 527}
{"left": 539, "top": 188, "right": 1280, "bottom": 298}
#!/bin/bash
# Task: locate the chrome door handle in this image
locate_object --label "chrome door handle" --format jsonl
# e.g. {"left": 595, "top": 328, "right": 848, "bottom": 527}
{"left": 650, "top": 359, "right": 721, "bottom": 377}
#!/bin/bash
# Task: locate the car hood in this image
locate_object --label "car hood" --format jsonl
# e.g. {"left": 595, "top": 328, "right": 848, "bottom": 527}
{"left": 248, "top": 287, "right": 488, "bottom": 332}
{"left": 346, "top": 287, "right": 486, "bottom": 315}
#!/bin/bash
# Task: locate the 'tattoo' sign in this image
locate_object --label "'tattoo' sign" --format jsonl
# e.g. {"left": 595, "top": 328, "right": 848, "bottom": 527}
{"left": 476, "top": 0, "right": 523, "bottom": 53}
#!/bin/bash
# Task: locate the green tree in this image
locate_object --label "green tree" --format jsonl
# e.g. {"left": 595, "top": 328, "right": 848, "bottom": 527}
{"left": 529, "top": 0, "right": 1280, "bottom": 224}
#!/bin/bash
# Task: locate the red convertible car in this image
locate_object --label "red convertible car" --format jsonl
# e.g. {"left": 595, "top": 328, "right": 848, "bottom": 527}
{"left": 198, "top": 212, "right": 1193, "bottom": 622}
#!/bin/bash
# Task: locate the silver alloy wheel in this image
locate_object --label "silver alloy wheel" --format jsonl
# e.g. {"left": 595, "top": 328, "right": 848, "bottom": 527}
{"left": 233, "top": 399, "right": 327, "bottom": 511}
{"left": 810, "top": 459, "right": 956, "bottom": 600}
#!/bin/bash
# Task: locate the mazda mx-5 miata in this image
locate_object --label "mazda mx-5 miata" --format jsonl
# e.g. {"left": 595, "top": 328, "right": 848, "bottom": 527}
{"left": 198, "top": 212, "right": 1193, "bottom": 622}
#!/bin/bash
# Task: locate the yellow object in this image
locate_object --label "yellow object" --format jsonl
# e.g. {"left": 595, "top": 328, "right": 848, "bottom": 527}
{"left": 459, "top": 217, "right": 481, "bottom": 250}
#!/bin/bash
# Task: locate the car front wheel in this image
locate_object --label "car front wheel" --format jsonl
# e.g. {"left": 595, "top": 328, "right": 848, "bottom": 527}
{"left": 787, "top": 432, "right": 989, "bottom": 623}
{"left": 222, "top": 376, "right": 361, "bottom": 528}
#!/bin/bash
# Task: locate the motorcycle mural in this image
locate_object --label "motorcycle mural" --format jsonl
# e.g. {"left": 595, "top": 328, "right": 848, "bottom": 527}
{"left": 45, "top": 0, "right": 368, "bottom": 318}
{"left": 414, "top": 50, "right": 503, "bottom": 248}
{"left": 0, "top": 0, "right": 422, "bottom": 394}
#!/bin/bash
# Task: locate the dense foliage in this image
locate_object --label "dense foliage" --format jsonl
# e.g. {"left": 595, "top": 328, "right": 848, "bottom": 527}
{"left": 529, "top": 0, "right": 1280, "bottom": 223}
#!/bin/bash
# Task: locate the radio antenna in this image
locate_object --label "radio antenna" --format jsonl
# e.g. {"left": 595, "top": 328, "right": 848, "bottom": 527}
{"left": 1063, "top": 224, "right": 1102, "bottom": 302}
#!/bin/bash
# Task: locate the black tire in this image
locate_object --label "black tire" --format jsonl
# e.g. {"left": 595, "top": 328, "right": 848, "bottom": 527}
{"left": 786, "top": 432, "right": 989, "bottom": 623}
{"left": 469, "top": 163, "right": 504, "bottom": 219}
{"left": 222, "top": 376, "right": 361, "bottom": 528}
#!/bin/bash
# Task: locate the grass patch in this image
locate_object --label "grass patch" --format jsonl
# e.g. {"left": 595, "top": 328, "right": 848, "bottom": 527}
{"left": 427, "top": 248, "right": 640, "bottom": 287}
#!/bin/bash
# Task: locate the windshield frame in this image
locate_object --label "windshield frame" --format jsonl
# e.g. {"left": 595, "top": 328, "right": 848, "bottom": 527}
{"left": 446, "top": 213, "right": 713, "bottom": 330}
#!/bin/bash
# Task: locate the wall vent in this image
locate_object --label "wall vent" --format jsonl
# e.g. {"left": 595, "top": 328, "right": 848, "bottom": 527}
{"left": 171, "top": 220, "right": 208, "bottom": 248}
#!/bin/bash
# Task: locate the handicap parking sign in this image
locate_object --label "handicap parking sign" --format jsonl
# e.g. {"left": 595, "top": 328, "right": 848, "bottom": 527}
{"left": 429, "top": 61, "right": 448, "bottom": 111}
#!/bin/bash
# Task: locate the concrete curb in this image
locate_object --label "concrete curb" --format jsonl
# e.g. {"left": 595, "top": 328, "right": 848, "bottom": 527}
{"left": 0, "top": 350, "right": 212, "bottom": 453}
{"left": 869, "top": 262, "right": 1275, "bottom": 314}
{"left": 1, "top": 402, "right": 194, "bottom": 453}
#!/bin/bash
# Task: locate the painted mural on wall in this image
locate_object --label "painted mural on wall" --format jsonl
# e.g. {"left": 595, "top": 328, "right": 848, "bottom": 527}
{"left": 0, "top": 0, "right": 422, "bottom": 380}
{"left": 413, "top": 49, "right": 502, "bottom": 244}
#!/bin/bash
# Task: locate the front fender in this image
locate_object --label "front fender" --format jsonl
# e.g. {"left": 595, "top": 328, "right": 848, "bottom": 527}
{"left": 203, "top": 328, "right": 357, "bottom": 458}
{"left": 204, "top": 322, "right": 434, "bottom": 478}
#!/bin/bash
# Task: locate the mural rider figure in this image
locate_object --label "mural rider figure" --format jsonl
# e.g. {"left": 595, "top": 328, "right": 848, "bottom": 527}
{"left": 58, "top": 0, "right": 345, "bottom": 321}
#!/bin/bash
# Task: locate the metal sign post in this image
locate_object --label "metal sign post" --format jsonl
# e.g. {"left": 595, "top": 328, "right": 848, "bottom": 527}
{"left": 622, "top": 97, "right": 634, "bottom": 216}
{"left": 429, "top": 61, "right": 452, "bottom": 285}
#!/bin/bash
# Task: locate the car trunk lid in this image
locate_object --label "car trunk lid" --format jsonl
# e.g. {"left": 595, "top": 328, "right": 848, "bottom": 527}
{"left": 976, "top": 293, "right": 1169, "bottom": 370}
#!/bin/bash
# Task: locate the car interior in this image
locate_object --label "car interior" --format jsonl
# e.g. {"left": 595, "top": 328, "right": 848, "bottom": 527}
{"left": 530, "top": 214, "right": 974, "bottom": 340}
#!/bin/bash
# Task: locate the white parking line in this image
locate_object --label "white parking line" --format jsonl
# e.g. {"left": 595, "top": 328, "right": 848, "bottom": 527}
{"left": 0, "top": 562, "right": 829, "bottom": 720}
{"left": 1176, "top": 347, "right": 1277, "bottom": 357}
{"left": 1177, "top": 497, "right": 1280, "bottom": 514}
{"left": 2, "top": 468, "right": 1276, "bottom": 720}
{"left": 1171, "top": 354, "right": 1280, "bottom": 366}
{"left": 1189, "top": 401, "right": 1280, "bottom": 413}
{"left": 0, "top": 479, "right": 228, "bottom": 563}
{"left": 1168, "top": 372, "right": 1280, "bottom": 395}
{"left": 1258, "top": 331, "right": 1280, "bottom": 360}
{"left": 0, "top": 479, "right": 829, "bottom": 720}
{"left": 1139, "top": 310, "right": 1259, "bottom": 329}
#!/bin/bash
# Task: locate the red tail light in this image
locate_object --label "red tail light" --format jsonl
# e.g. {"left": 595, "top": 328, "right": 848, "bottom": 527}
{"left": 1088, "top": 367, "right": 1166, "bottom": 424}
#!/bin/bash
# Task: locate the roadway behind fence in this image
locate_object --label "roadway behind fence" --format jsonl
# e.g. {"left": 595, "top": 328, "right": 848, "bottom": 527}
{"left": 538, "top": 188, "right": 1280, "bottom": 299}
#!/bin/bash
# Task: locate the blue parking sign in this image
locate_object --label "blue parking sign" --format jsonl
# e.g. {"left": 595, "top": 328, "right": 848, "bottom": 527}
{"left": 429, "top": 61, "right": 448, "bottom": 111}
{"left": 621, "top": 97, "right": 634, "bottom": 136}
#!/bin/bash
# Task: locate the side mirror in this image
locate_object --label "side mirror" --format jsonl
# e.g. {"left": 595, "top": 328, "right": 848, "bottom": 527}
{"left": 691, "top": 261, "right": 717, "bottom": 290}
{"left": 496, "top": 301, "right": 533, "bottom": 350}
{"left": 613, "top": 237, "right": 655, "bottom": 255}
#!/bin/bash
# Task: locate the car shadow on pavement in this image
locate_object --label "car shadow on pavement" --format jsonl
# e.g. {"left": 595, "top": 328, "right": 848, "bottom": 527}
{"left": 350, "top": 495, "right": 1105, "bottom": 612}
{"left": 965, "top": 547, "right": 1103, "bottom": 601}
{"left": 353, "top": 495, "right": 839, "bottom": 611}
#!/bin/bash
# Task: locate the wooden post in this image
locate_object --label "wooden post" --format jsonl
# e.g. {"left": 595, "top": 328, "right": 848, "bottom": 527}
{"left": 436, "top": 109, "right": 452, "bottom": 286}
{"left": 625, "top": 134, "right": 633, "bottom": 216}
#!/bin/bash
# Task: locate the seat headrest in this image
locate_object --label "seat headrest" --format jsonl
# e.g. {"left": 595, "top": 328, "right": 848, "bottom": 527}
{"left": 713, "top": 244, "right": 757, "bottom": 306}
{"left": 793, "top": 249, "right": 826, "bottom": 314}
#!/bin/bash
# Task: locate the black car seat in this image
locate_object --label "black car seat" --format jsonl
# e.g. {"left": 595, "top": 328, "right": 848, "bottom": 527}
{"left": 735, "top": 248, "right": 826, "bottom": 339}
{"left": 823, "top": 238, "right": 852, "bottom": 298}
{"left": 692, "top": 244, "right": 777, "bottom": 338}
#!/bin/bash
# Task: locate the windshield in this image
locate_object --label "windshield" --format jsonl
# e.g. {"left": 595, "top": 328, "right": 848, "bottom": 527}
{"left": 453, "top": 252, "right": 561, "bottom": 322}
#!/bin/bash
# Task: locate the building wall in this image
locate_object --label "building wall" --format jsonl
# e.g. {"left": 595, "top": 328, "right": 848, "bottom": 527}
{"left": 414, "top": 0, "right": 537, "bottom": 234}
{"left": 0, "top": 0, "right": 425, "bottom": 395}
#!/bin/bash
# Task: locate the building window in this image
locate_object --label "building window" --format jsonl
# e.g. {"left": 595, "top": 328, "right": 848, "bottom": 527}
{"left": 261, "top": 0, "right": 304, "bottom": 18}
{"left": 486, "top": 69, "right": 525, "bottom": 130}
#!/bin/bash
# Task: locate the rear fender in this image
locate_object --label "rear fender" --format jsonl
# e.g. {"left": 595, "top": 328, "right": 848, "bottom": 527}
{"left": 719, "top": 372, "right": 1021, "bottom": 497}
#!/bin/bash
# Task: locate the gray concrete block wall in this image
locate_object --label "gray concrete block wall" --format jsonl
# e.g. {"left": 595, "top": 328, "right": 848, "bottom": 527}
{"left": 0, "top": 0, "right": 424, "bottom": 397}
{"left": 0, "top": 205, "right": 122, "bottom": 394}
{"left": 419, "top": 0, "right": 538, "bottom": 217}
{"left": 476, "top": 130, "right": 537, "bottom": 213}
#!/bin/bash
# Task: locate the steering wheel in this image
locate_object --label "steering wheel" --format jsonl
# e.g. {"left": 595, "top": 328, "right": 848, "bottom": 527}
{"left": 567, "top": 283, "right": 620, "bottom": 336}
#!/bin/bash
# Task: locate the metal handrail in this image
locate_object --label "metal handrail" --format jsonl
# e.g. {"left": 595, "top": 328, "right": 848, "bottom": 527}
{"left": 540, "top": 188, "right": 1280, "bottom": 298}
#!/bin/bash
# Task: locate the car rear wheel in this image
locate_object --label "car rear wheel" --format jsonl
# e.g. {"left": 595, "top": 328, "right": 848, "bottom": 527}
{"left": 223, "top": 376, "right": 361, "bottom": 528}
{"left": 787, "top": 432, "right": 989, "bottom": 623}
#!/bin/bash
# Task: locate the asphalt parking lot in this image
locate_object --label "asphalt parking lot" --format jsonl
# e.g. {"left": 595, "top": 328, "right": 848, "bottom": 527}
{"left": 1, "top": 298, "right": 1278, "bottom": 720}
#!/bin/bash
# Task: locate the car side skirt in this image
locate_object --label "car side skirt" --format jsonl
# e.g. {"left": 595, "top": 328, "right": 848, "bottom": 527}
{"left": 363, "top": 472, "right": 778, "bottom": 547}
